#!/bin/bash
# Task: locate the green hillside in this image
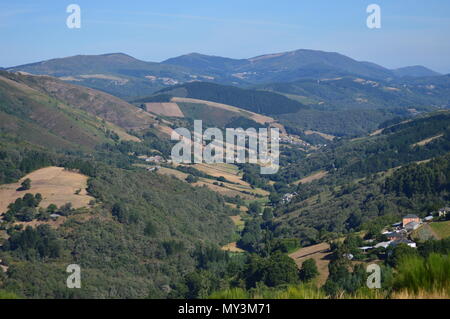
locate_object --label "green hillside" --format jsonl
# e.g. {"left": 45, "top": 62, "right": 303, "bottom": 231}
{"left": 0, "top": 73, "right": 120, "bottom": 151}
{"left": 0, "top": 72, "right": 236, "bottom": 298}
{"left": 138, "top": 81, "right": 307, "bottom": 115}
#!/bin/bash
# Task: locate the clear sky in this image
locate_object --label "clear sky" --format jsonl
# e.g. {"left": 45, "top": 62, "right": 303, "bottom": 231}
{"left": 1, "top": 0, "right": 450, "bottom": 73}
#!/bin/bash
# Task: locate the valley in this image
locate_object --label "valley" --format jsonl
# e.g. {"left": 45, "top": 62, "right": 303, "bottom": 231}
{"left": 0, "top": 47, "right": 449, "bottom": 300}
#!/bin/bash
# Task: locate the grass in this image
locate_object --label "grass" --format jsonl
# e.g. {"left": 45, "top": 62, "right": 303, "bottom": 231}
{"left": 209, "top": 284, "right": 326, "bottom": 299}
{"left": 289, "top": 243, "right": 331, "bottom": 287}
{"left": 429, "top": 220, "right": 450, "bottom": 239}
{"left": 394, "top": 253, "right": 450, "bottom": 295}
{"left": 221, "top": 242, "right": 245, "bottom": 253}
{"left": 0, "top": 290, "right": 21, "bottom": 299}
{"left": 0, "top": 166, "right": 94, "bottom": 215}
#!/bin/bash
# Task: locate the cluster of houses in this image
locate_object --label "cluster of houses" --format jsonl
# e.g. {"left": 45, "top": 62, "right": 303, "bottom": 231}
{"left": 281, "top": 192, "right": 298, "bottom": 204}
{"left": 142, "top": 155, "right": 166, "bottom": 164}
{"left": 359, "top": 209, "right": 448, "bottom": 252}
{"left": 278, "top": 135, "right": 310, "bottom": 148}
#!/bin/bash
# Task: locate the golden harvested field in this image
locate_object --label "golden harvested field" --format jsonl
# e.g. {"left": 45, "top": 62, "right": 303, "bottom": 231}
{"left": 412, "top": 134, "right": 444, "bottom": 147}
{"left": 304, "top": 130, "right": 335, "bottom": 141}
{"left": 145, "top": 102, "right": 184, "bottom": 117}
{"left": 226, "top": 203, "right": 248, "bottom": 212}
{"left": 0, "top": 166, "right": 94, "bottom": 216}
{"left": 171, "top": 97, "right": 275, "bottom": 125}
{"left": 195, "top": 180, "right": 256, "bottom": 199}
{"left": 194, "top": 163, "right": 243, "bottom": 184}
{"left": 221, "top": 242, "right": 245, "bottom": 253}
{"left": 229, "top": 215, "right": 245, "bottom": 228}
{"left": 294, "top": 170, "right": 328, "bottom": 185}
{"left": 369, "top": 128, "right": 384, "bottom": 136}
{"left": 194, "top": 163, "right": 269, "bottom": 196}
{"left": 155, "top": 166, "right": 258, "bottom": 199}
{"left": 289, "top": 243, "right": 332, "bottom": 287}
{"left": 156, "top": 167, "right": 190, "bottom": 180}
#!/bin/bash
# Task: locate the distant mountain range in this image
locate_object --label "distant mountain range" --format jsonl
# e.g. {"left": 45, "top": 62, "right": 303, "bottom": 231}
{"left": 7, "top": 49, "right": 442, "bottom": 98}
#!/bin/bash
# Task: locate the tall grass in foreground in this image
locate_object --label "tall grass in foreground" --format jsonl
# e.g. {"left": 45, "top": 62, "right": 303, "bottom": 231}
{"left": 0, "top": 290, "right": 21, "bottom": 299}
{"left": 393, "top": 253, "right": 449, "bottom": 296}
{"left": 209, "top": 284, "right": 326, "bottom": 299}
{"left": 210, "top": 254, "right": 449, "bottom": 299}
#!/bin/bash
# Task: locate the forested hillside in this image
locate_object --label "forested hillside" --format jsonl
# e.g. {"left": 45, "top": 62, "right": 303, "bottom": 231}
{"left": 0, "top": 72, "right": 236, "bottom": 298}
{"left": 1, "top": 163, "right": 234, "bottom": 298}
{"left": 137, "top": 82, "right": 307, "bottom": 115}
{"left": 261, "top": 112, "right": 450, "bottom": 244}
{"left": 273, "top": 153, "right": 450, "bottom": 244}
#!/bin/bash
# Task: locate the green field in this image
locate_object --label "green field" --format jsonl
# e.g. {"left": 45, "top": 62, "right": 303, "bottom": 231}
{"left": 430, "top": 221, "right": 450, "bottom": 239}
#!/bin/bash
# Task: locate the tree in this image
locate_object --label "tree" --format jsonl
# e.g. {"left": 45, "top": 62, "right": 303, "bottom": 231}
{"left": 186, "top": 175, "right": 198, "bottom": 184}
{"left": 18, "top": 178, "right": 31, "bottom": 191}
{"left": 269, "top": 192, "right": 281, "bottom": 205}
{"left": 112, "top": 203, "right": 128, "bottom": 223}
{"left": 248, "top": 201, "right": 262, "bottom": 215}
{"left": 299, "top": 258, "right": 319, "bottom": 282}
{"left": 244, "top": 253, "right": 299, "bottom": 288}
{"left": 264, "top": 253, "right": 299, "bottom": 287}
{"left": 47, "top": 204, "right": 58, "bottom": 213}
{"left": 144, "top": 221, "right": 156, "bottom": 237}
{"left": 262, "top": 208, "right": 273, "bottom": 221}
{"left": 387, "top": 243, "right": 419, "bottom": 267}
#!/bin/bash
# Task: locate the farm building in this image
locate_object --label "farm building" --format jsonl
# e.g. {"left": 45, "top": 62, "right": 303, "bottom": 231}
{"left": 385, "top": 231, "right": 405, "bottom": 241}
{"left": 438, "top": 207, "right": 450, "bottom": 217}
{"left": 374, "top": 241, "right": 391, "bottom": 249}
{"left": 402, "top": 214, "right": 420, "bottom": 226}
{"left": 390, "top": 239, "right": 417, "bottom": 249}
{"left": 282, "top": 193, "right": 297, "bottom": 204}
{"left": 404, "top": 221, "right": 420, "bottom": 231}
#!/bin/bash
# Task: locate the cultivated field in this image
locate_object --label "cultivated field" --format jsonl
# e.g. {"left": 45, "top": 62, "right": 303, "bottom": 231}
{"left": 294, "top": 170, "right": 328, "bottom": 185}
{"left": 412, "top": 134, "right": 444, "bottom": 147}
{"left": 145, "top": 102, "right": 184, "bottom": 117}
{"left": 289, "top": 243, "right": 332, "bottom": 287}
{"left": 221, "top": 242, "right": 245, "bottom": 253}
{"left": 0, "top": 166, "right": 94, "bottom": 216}
{"left": 171, "top": 97, "right": 275, "bottom": 125}
{"left": 304, "top": 130, "right": 335, "bottom": 141}
{"left": 153, "top": 164, "right": 266, "bottom": 200}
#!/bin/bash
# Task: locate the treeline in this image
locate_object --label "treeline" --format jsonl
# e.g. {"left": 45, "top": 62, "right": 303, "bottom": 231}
{"left": 2, "top": 225, "right": 61, "bottom": 260}
{"left": 385, "top": 154, "right": 450, "bottom": 197}
{"left": 151, "top": 82, "right": 306, "bottom": 115}
{"left": 0, "top": 146, "right": 55, "bottom": 184}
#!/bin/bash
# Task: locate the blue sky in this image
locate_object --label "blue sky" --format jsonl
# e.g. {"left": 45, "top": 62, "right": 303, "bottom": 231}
{"left": 1, "top": 0, "right": 450, "bottom": 73}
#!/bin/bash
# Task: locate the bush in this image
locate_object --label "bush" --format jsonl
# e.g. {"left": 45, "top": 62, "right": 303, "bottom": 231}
{"left": 394, "top": 253, "right": 450, "bottom": 295}
{"left": 299, "top": 259, "right": 319, "bottom": 282}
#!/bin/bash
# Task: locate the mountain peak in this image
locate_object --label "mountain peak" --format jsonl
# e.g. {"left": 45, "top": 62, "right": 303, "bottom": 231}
{"left": 393, "top": 65, "right": 441, "bottom": 78}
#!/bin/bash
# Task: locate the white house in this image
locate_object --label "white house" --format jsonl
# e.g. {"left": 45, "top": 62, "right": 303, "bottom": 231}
{"left": 374, "top": 241, "right": 391, "bottom": 249}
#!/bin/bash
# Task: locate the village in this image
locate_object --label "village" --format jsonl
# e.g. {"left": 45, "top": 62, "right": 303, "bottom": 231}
{"left": 355, "top": 207, "right": 450, "bottom": 256}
